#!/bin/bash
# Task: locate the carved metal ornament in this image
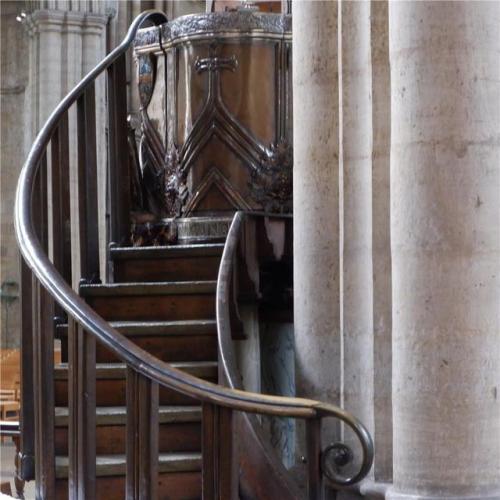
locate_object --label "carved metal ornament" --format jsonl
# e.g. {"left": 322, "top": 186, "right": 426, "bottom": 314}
{"left": 250, "top": 138, "right": 293, "bottom": 213}
{"left": 130, "top": 220, "right": 178, "bottom": 246}
{"left": 164, "top": 145, "right": 188, "bottom": 217}
{"left": 133, "top": 11, "right": 293, "bottom": 218}
{"left": 134, "top": 11, "right": 291, "bottom": 52}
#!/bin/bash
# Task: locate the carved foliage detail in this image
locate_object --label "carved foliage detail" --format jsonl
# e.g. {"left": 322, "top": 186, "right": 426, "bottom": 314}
{"left": 250, "top": 138, "right": 293, "bottom": 213}
{"left": 164, "top": 145, "right": 188, "bottom": 217}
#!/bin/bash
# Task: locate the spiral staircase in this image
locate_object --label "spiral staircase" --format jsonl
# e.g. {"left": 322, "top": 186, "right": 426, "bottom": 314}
{"left": 13, "top": 11, "right": 373, "bottom": 500}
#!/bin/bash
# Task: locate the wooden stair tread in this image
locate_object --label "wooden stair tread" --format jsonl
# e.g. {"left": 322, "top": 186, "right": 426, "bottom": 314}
{"left": 54, "top": 405, "right": 201, "bottom": 426}
{"left": 55, "top": 452, "right": 202, "bottom": 478}
{"left": 54, "top": 361, "right": 218, "bottom": 380}
{"left": 80, "top": 281, "right": 217, "bottom": 297}
{"left": 56, "top": 319, "right": 217, "bottom": 337}
{"left": 110, "top": 243, "right": 224, "bottom": 260}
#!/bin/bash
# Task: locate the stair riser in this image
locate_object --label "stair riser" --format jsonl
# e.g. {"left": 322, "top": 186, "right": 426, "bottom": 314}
{"left": 55, "top": 471, "right": 201, "bottom": 500}
{"left": 60, "top": 335, "right": 217, "bottom": 363}
{"left": 87, "top": 295, "right": 215, "bottom": 321}
{"left": 113, "top": 257, "right": 221, "bottom": 283}
{"left": 55, "top": 422, "right": 201, "bottom": 455}
{"left": 55, "top": 379, "right": 216, "bottom": 407}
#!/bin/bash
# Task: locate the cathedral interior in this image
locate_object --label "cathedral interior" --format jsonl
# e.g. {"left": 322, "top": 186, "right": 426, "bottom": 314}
{"left": 0, "top": 1, "right": 499, "bottom": 499}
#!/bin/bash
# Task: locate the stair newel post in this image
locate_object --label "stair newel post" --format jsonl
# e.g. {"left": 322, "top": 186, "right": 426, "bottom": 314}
{"left": 306, "top": 418, "right": 324, "bottom": 500}
{"left": 68, "top": 319, "right": 96, "bottom": 499}
{"left": 77, "top": 82, "right": 100, "bottom": 284}
{"left": 126, "top": 368, "right": 160, "bottom": 500}
{"left": 31, "top": 154, "right": 56, "bottom": 499}
{"left": 202, "top": 403, "right": 235, "bottom": 500}
{"left": 107, "top": 53, "right": 131, "bottom": 248}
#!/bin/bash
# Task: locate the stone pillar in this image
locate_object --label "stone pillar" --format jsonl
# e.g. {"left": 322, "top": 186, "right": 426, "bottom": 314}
{"left": 370, "top": 0, "right": 393, "bottom": 483}
{"left": 339, "top": 0, "right": 374, "bottom": 463}
{"left": 0, "top": 2, "right": 29, "bottom": 349}
{"left": 292, "top": 1, "right": 340, "bottom": 445}
{"left": 389, "top": 1, "right": 500, "bottom": 498}
{"left": 24, "top": 8, "right": 108, "bottom": 285}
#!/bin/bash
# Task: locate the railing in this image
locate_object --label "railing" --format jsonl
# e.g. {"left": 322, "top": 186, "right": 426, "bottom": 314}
{"left": 216, "top": 212, "right": 374, "bottom": 497}
{"left": 14, "top": 10, "right": 373, "bottom": 500}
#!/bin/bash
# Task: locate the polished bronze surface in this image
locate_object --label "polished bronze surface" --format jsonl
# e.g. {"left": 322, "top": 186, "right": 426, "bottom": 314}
{"left": 134, "top": 10, "right": 293, "bottom": 218}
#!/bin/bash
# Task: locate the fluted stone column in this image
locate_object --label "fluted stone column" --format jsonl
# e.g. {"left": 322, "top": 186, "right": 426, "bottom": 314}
{"left": 389, "top": 2, "right": 500, "bottom": 498}
{"left": 293, "top": 0, "right": 340, "bottom": 445}
{"left": 370, "top": 0, "right": 393, "bottom": 482}
{"left": 340, "top": 0, "right": 374, "bottom": 463}
{"left": 25, "top": 8, "right": 108, "bottom": 285}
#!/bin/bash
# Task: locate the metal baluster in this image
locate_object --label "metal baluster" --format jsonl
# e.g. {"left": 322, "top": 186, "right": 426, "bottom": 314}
{"left": 68, "top": 319, "right": 96, "bottom": 499}
{"left": 77, "top": 83, "right": 100, "bottom": 284}
{"left": 126, "top": 368, "right": 159, "bottom": 499}
{"left": 107, "top": 54, "right": 131, "bottom": 247}
{"left": 51, "top": 112, "right": 72, "bottom": 289}
{"left": 31, "top": 155, "right": 56, "bottom": 498}
{"left": 202, "top": 403, "right": 234, "bottom": 499}
{"left": 18, "top": 258, "right": 35, "bottom": 484}
{"left": 306, "top": 418, "right": 324, "bottom": 500}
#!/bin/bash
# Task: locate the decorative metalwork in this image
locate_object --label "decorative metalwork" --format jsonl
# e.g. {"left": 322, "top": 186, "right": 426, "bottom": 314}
{"left": 183, "top": 167, "right": 253, "bottom": 215}
{"left": 134, "top": 11, "right": 291, "bottom": 53}
{"left": 164, "top": 145, "right": 188, "bottom": 217}
{"left": 134, "top": 11, "right": 294, "bottom": 217}
{"left": 178, "top": 43, "right": 265, "bottom": 176}
{"left": 320, "top": 442, "right": 355, "bottom": 484}
{"left": 250, "top": 138, "right": 293, "bottom": 212}
{"left": 195, "top": 54, "right": 238, "bottom": 74}
{"left": 130, "top": 220, "right": 178, "bottom": 246}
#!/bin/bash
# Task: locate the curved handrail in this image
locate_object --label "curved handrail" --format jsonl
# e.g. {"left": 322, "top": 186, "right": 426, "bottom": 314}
{"left": 14, "top": 9, "right": 373, "bottom": 494}
{"left": 216, "top": 211, "right": 374, "bottom": 487}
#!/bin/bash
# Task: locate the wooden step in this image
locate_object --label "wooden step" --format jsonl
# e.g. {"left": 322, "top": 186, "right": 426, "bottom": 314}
{"left": 54, "top": 406, "right": 202, "bottom": 455}
{"left": 110, "top": 244, "right": 224, "bottom": 282}
{"left": 54, "top": 362, "right": 218, "bottom": 406}
{"left": 56, "top": 320, "right": 218, "bottom": 363}
{"left": 80, "top": 281, "right": 217, "bottom": 322}
{"left": 54, "top": 405, "right": 201, "bottom": 426}
{"left": 54, "top": 454, "right": 202, "bottom": 500}
{"left": 55, "top": 452, "right": 201, "bottom": 478}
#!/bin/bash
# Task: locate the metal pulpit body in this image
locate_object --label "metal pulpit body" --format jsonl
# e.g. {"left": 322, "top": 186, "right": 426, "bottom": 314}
{"left": 133, "top": 10, "right": 293, "bottom": 222}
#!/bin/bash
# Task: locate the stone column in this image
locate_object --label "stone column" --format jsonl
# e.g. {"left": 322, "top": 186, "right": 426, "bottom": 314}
{"left": 25, "top": 8, "right": 108, "bottom": 286}
{"left": 389, "top": 2, "right": 500, "bottom": 498}
{"left": 370, "top": 0, "right": 393, "bottom": 483}
{"left": 293, "top": 1, "right": 340, "bottom": 445}
{"left": 339, "top": 0, "right": 374, "bottom": 463}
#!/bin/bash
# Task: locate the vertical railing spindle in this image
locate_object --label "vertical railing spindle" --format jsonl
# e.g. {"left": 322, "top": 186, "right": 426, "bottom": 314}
{"left": 77, "top": 83, "right": 100, "bottom": 284}
{"left": 72, "top": 87, "right": 99, "bottom": 497}
{"left": 202, "top": 403, "right": 234, "bottom": 500}
{"left": 126, "top": 369, "right": 159, "bottom": 499}
{"left": 51, "top": 112, "right": 72, "bottom": 287}
{"left": 18, "top": 259, "right": 35, "bottom": 482}
{"left": 107, "top": 54, "right": 131, "bottom": 247}
{"left": 31, "top": 155, "right": 56, "bottom": 499}
{"left": 68, "top": 319, "right": 96, "bottom": 499}
{"left": 306, "top": 418, "right": 323, "bottom": 500}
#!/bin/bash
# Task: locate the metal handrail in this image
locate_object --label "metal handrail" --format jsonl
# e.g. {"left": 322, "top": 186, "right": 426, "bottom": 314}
{"left": 216, "top": 211, "right": 374, "bottom": 487}
{"left": 14, "top": 8, "right": 373, "bottom": 493}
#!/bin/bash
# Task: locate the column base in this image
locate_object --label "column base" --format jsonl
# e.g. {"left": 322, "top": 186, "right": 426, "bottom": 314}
{"left": 386, "top": 487, "right": 500, "bottom": 500}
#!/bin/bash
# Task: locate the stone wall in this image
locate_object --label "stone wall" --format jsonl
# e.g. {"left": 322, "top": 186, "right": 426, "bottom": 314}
{"left": 0, "top": 1, "right": 28, "bottom": 348}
